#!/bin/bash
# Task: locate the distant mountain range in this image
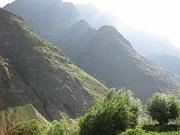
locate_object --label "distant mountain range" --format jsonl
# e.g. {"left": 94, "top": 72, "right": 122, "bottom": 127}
{"left": 148, "top": 54, "right": 180, "bottom": 77}
{"left": 4, "top": 0, "right": 179, "bottom": 101}
{"left": 77, "top": 3, "right": 180, "bottom": 58}
{"left": 5, "top": 0, "right": 81, "bottom": 40}
{"left": 58, "top": 22, "right": 179, "bottom": 100}
{"left": 0, "top": 8, "right": 107, "bottom": 134}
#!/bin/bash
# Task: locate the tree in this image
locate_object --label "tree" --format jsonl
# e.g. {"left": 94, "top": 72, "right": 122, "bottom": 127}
{"left": 146, "top": 93, "right": 180, "bottom": 125}
{"left": 47, "top": 120, "right": 68, "bottom": 135}
{"left": 79, "top": 89, "right": 142, "bottom": 135}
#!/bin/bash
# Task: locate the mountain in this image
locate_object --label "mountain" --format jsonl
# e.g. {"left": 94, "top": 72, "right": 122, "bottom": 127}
{"left": 4, "top": 0, "right": 81, "bottom": 41}
{"left": 4, "top": 0, "right": 179, "bottom": 100}
{"left": 76, "top": 3, "right": 120, "bottom": 29}
{"left": 76, "top": 3, "right": 180, "bottom": 58}
{"left": 124, "top": 31, "right": 180, "bottom": 58}
{"left": 6, "top": 0, "right": 180, "bottom": 58}
{"left": 57, "top": 22, "right": 179, "bottom": 100}
{"left": 148, "top": 54, "right": 180, "bottom": 77}
{"left": 0, "top": 7, "right": 108, "bottom": 128}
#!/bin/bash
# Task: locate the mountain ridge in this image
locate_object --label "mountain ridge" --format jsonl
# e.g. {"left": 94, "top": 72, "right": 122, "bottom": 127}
{"left": 148, "top": 54, "right": 180, "bottom": 77}
{"left": 4, "top": 0, "right": 180, "bottom": 100}
{"left": 0, "top": 8, "right": 108, "bottom": 122}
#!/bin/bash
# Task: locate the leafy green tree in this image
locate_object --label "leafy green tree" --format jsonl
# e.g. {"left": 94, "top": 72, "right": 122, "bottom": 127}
{"left": 146, "top": 93, "right": 180, "bottom": 125}
{"left": 79, "top": 89, "right": 142, "bottom": 135}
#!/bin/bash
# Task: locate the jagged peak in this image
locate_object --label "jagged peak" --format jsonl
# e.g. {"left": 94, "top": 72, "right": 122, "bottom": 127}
{"left": 72, "top": 20, "right": 91, "bottom": 29}
{"left": 98, "top": 25, "right": 118, "bottom": 33}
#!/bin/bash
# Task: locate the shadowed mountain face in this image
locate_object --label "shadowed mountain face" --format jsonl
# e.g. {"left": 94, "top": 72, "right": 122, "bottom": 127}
{"left": 0, "top": 8, "right": 108, "bottom": 122}
{"left": 5, "top": 0, "right": 81, "bottom": 40}
{"left": 4, "top": 0, "right": 179, "bottom": 100}
{"left": 58, "top": 23, "right": 179, "bottom": 100}
{"left": 77, "top": 3, "right": 180, "bottom": 58}
{"left": 148, "top": 54, "right": 180, "bottom": 77}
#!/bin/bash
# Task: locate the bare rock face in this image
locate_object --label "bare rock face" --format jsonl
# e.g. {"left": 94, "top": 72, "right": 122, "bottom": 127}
{"left": 0, "top": 8, "right": 108, "bottom": 121}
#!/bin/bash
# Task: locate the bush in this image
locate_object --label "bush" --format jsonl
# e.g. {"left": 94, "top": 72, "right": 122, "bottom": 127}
{"left": 47, "top": 120, "right": 68, "bottom": 135}
{"left": 10, "top": 119, "right": 47, "bottom": 135}
{"left": 146, "top": 93, "right": 180, "bottom": 125}
{"left": 47, "top": 118, "right": 80, "bottom": 135}
{"left": 79, "top": 89, "right": 142, "bottom": 135}
{"left": 11, "top": 119, "right": 80, "bottom": 135}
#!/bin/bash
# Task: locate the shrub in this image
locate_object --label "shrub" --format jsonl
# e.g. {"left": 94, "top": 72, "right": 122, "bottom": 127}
{"left": 146, "top": 93, "right": 180, "bottom": 125}
{"left": 79, "top": 89, "right": 142, "bottom": 135}
{"left": 47, "top": 119, "right": 80, "bottom": 135}
{"left": 10, "top": 119, "right": 46, "bottom": 135}
{"left": 47, "top": 120, "right": 68, "bottom": 135}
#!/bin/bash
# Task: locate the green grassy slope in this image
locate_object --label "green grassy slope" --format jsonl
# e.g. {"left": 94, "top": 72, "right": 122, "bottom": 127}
{"left": 0, "top": 8, "right": 108, "bottom": 123}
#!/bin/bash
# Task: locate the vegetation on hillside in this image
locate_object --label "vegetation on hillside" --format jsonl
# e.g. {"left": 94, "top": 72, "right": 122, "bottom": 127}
{"left": 10, "top": 90, "right": 180, "bottom": 135}
{"left": 0, "top": 8, "right": 109, "bottom": 127}
{"left": 5, "top": 0, "right": 180, "bottom": 102}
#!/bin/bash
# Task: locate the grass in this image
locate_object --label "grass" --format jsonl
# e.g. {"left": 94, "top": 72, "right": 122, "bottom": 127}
{"left": 121, "top": 125, "right": 180, "bottom": 135}
{"left": 11, "top": 119, "right": 180, "bottom": 135}
{"left": 33, "top": 39, "right": 108, "bottom": 100}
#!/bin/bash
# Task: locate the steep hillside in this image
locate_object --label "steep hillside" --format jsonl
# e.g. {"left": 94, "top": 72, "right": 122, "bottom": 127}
{"left": 0, "top": 8, "right": 108, "bottom": 123}
{"left": 76, "top": 3, "right": 180, "bottom": 58}
{"left": 148, "top": 54, "right": 180, "bottom": 76}
{"left": 4, "top": 0, "right": 179, "bottom": 100}
{"left": 58, "top": 23, "right": 179, "bottom": 100}
{"left": 4, "top": 0, "right": 81, "bottom": 40}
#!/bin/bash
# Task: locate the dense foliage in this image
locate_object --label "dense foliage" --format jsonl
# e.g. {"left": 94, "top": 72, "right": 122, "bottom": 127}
{"left": 11, "top": 119, "right": 80, "bottom": 135}
{"left": 47, "top": 120, "right": 68, "bottom": 135}
{"left": 121, "top": 126, "right": 180, "bottom": 135}
{"left": 10, "top": 91, "right": 180, "bottom": 135}
{"left": 79, "top": 89, "right": 142, "bottom": 135}
{"left": 10, "top": 120, "right": 47, "bottom": 135}
{"left": 146, "top": 93, "right": 180, "bottom": 125}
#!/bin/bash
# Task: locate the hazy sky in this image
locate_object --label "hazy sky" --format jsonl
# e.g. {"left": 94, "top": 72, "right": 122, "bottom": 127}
{"left": 0, "top": 0, "right": 180, "bottom": 50}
